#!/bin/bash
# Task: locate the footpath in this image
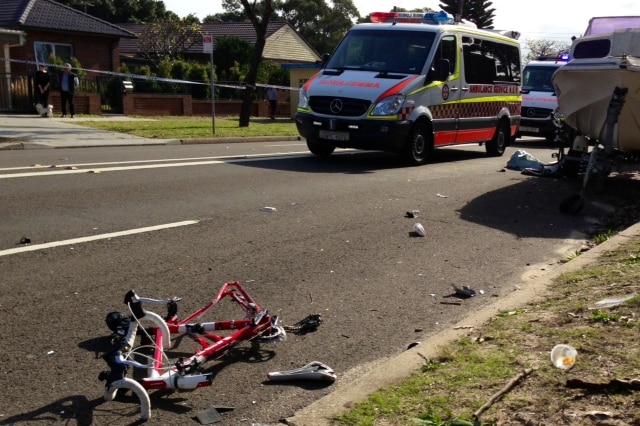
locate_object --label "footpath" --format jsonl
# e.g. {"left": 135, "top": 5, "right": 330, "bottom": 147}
{"left": 0, "top": 114, "right": 181, "bottom": 149}
{"left": 0, "top": 114, "right": 300, "bottom": 149}
{"left": 2, "top": 113, "right": 640, "bottom": 425}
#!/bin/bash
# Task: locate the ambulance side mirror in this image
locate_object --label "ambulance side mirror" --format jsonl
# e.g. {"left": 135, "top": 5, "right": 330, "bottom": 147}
{"left": 433, "top": 59, "right": 451, "bottom": 81}
{"left": 321, "top": 53, "right": 330, "bottom": 67}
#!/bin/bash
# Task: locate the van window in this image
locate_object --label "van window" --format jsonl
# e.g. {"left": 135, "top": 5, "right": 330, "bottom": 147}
{"left": 431, "top": 35, "right": 457, "bottom": 74}
{"left": 462, "top": 38, "right": 520, "bottom": 85}
{"left": 325, "top": 29, "right": 436, "bottom": 74}
{"left": 573, "top": 39, "right": 611, "bottom": 58}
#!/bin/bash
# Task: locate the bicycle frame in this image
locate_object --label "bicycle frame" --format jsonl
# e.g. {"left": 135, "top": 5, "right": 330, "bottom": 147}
{"left": 99, "top": 281, "right": 285, "bottom": 420}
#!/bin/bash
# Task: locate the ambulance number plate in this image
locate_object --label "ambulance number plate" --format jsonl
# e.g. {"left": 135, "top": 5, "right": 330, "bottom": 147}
{"left": 519, "top": 126, "right": 539, "bottom": 133}
{"left": 319, "top": 130, "right": 349, "bottom": 141}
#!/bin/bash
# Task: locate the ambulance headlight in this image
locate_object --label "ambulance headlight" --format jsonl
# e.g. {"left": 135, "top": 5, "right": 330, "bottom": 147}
{"left": 298, "top": 87, "right": 309, "bottom": 109}
{"left": 371, "top": 94, "right": 406, "bottom": 116}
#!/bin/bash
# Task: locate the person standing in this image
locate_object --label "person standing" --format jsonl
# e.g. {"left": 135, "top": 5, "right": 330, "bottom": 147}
{"left": 35, "top": 64, "right": 51, "bottom": 107}
{"left": 267, "top": 86, "right": 278, "bottom": 120}
{"left": 59, "top": 63, "right": 79, "bottom": 118}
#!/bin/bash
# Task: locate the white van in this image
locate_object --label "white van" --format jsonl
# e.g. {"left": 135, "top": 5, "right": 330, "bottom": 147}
{"left": 518, "top": 56, "right": 567, "bottom": 141}
{"left": 295, "top": 11, "right": 522, "bottom": 165}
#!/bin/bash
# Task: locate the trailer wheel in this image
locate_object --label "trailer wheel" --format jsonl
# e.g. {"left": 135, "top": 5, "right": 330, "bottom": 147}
{"left": 306, "top": 138, "right": 335, "bottom": 156}
{"left": 403, "top": 122, "right": 433, "bottom": 166}
{"left": 486, "top": 121, "right": 509, "bottom": 157}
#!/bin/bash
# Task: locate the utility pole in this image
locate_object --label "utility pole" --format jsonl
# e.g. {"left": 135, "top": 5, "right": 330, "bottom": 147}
{"left": 80, "top": 0, "right": 93, "bottom": 13}
{"left": 456, "top": 0, "right": 464, "bottom": 23}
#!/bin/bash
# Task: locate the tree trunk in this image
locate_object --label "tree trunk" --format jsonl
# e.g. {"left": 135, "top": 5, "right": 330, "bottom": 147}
{"left": 238, "top": 0, "right": 273, "bottom": 128}
{"left": 239, "top": 38, "right": 265, "bottom": 127}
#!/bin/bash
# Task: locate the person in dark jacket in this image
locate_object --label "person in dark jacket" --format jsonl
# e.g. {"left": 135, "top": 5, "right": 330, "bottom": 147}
{"left": 59, "top": 63, "right": 79, "bottom": 118}
{"left": 35, "top": 64, "right": 51, "bottom": 107}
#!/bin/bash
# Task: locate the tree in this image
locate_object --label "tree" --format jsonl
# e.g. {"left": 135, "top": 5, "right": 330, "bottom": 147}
{"left": 214, "top": 37, "right": 253, "bottom": 82}
{"left": 523, "top": 39, "right": 572, "bottom": 63}
{"left": 237, "top": 0, "right": 275, "bottom": 127}
{"left": 137, "top": 18, "right": 202, "bottom": 66}
{"left": 56, "top": 0, "right": 175, "bottom": 23}
{"left": 279, "top": 0, "right": 359, "bottom": 55}
{"left": 439, "top": 0, "right": 495, "bottom": 28}
{"left": 203, "top": 12, "right": 246, "bottom": 23}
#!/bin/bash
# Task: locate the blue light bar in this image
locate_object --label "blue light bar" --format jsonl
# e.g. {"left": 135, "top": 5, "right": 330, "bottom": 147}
{"left": 423, "top": 11, "right": 454, "bottom": 25}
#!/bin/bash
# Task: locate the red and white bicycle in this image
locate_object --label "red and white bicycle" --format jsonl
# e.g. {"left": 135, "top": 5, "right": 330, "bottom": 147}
{"left": 98, "top": 281, "right": 286, "bottom": 420}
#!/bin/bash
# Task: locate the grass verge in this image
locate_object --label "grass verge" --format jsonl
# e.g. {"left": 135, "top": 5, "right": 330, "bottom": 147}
{"left": 73, "top": 116, "right": 300, "bottom": 139}
{"left": 335, "top": 238, "right": 640, "bottom": 426}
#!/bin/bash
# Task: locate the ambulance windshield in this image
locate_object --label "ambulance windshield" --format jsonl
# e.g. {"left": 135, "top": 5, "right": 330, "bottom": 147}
{"left": 522, "top": 65, "right": 558, "bottom": 92}
{"left": 325, "top": 29, "right": 436, "bottom": 75}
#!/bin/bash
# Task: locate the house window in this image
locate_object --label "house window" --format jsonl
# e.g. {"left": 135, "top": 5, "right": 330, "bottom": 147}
{"left": 34, "top": 42, "right": 73, "bottom": 67}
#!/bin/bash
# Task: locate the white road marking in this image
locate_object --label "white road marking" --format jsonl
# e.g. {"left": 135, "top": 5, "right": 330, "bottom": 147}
{"left": 0, "top": 152, "right": 312, "bottom": 178}
{"left": 0, "top": 220, "right": 199, "bottom": 257}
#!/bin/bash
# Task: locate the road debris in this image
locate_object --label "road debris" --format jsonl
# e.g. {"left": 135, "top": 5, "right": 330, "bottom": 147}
{"left": 452, "top": 284, "right": 476, "bottom": 298}
{"left": 550, "top": 344, "right": 577, "bottom": 370}
{"left": 267, "top": 361, "right": 336, "bottom": 382}
{"left": 413, "top": 223, "right": 426, "bottom": 237}
{"left": 590, "top": 294, "right": 636, "bottom": 309}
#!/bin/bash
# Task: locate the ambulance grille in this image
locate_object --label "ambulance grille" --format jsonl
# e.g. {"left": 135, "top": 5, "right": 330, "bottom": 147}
{"left": 309, "top": 96, "right": 371, "bottom": 116}
{"left": 523, "top": 106, "right": 553, "bottom": 119}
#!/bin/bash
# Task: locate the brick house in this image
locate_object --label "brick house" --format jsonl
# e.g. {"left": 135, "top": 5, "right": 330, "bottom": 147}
{"left": 1, "top": 0, "right": 321, "bottom": 116}
{"left": 0, "top": 0, "right": 135, "bottom": 112}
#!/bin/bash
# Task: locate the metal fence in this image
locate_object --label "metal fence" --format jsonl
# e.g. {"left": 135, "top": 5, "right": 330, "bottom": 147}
{"left": 0, "top": 73, "right": 252, "bottom": 114}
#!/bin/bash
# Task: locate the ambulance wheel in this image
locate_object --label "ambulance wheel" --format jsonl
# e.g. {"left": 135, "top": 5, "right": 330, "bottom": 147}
{"left": 403, "top": 123, "right": 433, "bottom": 166}
{"left": 307, "top": 138, "right": 335, "bottom": 156}
{"left": 486, "top": 121, "right": 509, "bottom": 156}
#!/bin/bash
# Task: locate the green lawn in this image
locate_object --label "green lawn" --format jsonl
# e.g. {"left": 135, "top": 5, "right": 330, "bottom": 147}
{"left": 76, "top": 116, "right": 300, "bottom": 139}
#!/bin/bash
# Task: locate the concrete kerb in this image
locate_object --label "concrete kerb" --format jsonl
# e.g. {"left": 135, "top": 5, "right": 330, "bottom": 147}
{"left": 283, "top": 222, "right": 640, "bottom": 426}
{"left": 0, "top": 135, "right": 302, "bottom": 150}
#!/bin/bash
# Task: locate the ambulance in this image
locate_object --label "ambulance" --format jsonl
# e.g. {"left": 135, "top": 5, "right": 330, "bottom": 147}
{"left": 518, "top": 55, "right": 568, "bottom": 142}
{"left": 295, "top": 10, "right": 522, "bottom": 165}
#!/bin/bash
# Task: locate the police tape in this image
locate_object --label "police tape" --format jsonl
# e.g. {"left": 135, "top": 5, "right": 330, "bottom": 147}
{"left": 0, "top": 57, "right": 299, "bottom": 92}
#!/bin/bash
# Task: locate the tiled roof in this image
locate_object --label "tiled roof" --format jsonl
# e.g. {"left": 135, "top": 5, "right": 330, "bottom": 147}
{"left": 118, "top": 21, "right": 299, "bottom": 54}
{"left": 0, "top": 0, "right": 136, "bottom": 38}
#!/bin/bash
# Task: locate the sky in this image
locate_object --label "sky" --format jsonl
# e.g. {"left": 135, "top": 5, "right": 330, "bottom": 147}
{"left": 160, "top": 0, "right": 635, "bottom": 42}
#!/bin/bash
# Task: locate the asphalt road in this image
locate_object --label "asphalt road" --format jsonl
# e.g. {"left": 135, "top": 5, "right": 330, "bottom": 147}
{"left": 1, "top": 139, "right": 636, "bottom": 425}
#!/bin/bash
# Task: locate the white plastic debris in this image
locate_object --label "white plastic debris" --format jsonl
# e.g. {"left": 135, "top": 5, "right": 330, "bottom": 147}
{"left": 591, "top": 294, "right": 636, "bottom": 309}
{"left": 550, "top": 344, "right": 577, "bottom": 370}
{"left": 413, "top": 223, "right": 426, "bottom": 236}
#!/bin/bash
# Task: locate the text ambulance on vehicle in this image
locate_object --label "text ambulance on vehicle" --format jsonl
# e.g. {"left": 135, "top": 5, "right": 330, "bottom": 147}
{"left": 295, "top": 10, "right": 522, "bottom": 166}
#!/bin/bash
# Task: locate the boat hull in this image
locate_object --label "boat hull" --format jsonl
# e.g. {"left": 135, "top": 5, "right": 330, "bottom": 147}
{"left": 552, "top": 57, "right": 640, "bottom": 153}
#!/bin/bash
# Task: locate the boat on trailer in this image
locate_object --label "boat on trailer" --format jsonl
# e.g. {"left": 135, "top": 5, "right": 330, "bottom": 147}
{"left": 552, "top": 16, "right": 640, "bottom": 153}
{"left": 550, "top": 16, "right": 640, "bottom": 211}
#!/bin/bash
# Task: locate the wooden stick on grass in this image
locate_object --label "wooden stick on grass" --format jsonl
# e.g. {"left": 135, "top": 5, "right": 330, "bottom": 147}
{"left": 473, "top": 368, "right": 534, "bottom": 420}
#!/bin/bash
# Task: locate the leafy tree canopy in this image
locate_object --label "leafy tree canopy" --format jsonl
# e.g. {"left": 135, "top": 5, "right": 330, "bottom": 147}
{"left": 523, "top": 39, "right": 572, "bottom": 63}
{"left": 216, "top": 0, "right": 359, "bottom": 55}
{"left": 439, "top": 0, "right": 495, "bottom": 28}
{"left": 137, "top": 18, "right": 202, "bottom": 65}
